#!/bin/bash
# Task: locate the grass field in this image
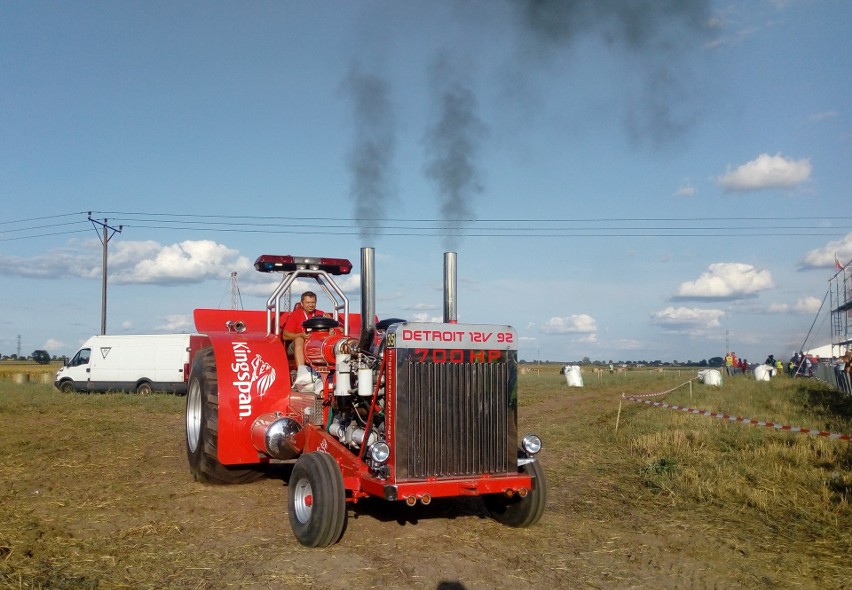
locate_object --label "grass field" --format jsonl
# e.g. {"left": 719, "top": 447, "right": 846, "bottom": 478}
{"left": 0, "top": 362, "right": 61, "bottom": 385}
{"left": 1, "top": 367, "right": 850, "bottom": 589}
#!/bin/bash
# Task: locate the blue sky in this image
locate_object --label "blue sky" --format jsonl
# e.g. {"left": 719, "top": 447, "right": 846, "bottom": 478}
{"left": 2, "top": 0, "right": 851, "bottom": 363}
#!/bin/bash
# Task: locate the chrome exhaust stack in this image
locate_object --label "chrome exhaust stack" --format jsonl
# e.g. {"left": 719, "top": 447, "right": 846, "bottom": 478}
{"left": 359, "top": 247, "right": 376, "bottom": 348}
{"left": 443, "top": 251, "right": 457, "bottom": 323}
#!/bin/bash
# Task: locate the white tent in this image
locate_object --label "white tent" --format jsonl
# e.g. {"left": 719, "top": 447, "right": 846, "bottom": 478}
{"left": 804, "top": 343, "right": 845, "bottom": 359}
{"left": 697, "top": 369, "right": 722, "bottom": 386}
{"left": 753, "top": 364, "right": 773, "bottom": 381}
{"left": 564, "top": 365, "right": 584, "bottom": 387}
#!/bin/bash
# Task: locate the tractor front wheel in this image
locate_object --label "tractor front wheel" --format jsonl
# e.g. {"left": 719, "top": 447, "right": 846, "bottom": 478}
{"left": 185, "top": 347, "right": 264, "bottom": 484}
{"left": 288, "top": 452, "right": 347, "bottom": 547}
{"left": 484, "top": 459, "right": 547, "bottom": 528}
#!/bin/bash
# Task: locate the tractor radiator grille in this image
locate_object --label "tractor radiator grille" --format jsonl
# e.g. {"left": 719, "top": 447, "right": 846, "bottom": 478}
{"left": 395, "top": 361, "right": 513, "bottom": 479}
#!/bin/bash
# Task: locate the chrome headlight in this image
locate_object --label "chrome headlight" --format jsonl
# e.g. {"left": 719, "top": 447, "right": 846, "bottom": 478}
{"left": 368, "top": 441, "right": 391, "bottom": 465}
{"left": 521, "top": 434, "right": 542, "bottom": 455}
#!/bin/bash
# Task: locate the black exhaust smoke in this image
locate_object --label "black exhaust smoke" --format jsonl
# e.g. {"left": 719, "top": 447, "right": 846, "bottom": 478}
{"left": 423, "top": 54, "right": 488, "bottom": 251}
{"left": 342, "top": 65, "right": 396, "bottom": 242}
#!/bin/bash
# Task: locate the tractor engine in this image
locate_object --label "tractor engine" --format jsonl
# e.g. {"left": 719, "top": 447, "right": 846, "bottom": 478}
{"left": 302, "top": 317, "right": 391, "bottom": 474}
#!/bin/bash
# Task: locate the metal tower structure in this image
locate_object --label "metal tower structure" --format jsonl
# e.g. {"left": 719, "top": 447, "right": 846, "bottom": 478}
{"left": 829, "top": 261, "right": 851, "bottom": 354}
{"left": 229, "top": 271, "right": 243, "bottom": 310}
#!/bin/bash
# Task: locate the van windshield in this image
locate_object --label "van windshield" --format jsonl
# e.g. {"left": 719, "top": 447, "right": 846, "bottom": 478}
{"left": 72, "top": 348, "right": 91, "bottom": 367}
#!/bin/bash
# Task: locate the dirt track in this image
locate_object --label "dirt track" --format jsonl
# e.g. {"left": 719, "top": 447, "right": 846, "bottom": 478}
{"left": 1, "top": 378, "right": 849, "bottom": 589}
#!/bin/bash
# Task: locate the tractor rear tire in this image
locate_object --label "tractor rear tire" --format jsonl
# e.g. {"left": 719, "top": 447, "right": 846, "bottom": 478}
{"left": 185, "top": 347, "right": 264, "bottom": 484}
{"left": 484, "top": 460, "right": 547, "bottom": 528}
{"left": 288, "top": 452, "right": 347, "bottom": 547}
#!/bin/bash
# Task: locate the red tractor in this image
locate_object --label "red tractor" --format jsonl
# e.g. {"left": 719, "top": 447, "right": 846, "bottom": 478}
{"left": 185, "top": 247, "right": 546, "bottom": 547}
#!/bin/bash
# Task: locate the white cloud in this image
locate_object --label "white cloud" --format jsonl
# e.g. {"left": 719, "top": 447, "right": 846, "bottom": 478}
{"left": 403, "top": 302, "right": 440, "bottom": 311}
{"left": 540, "top": 314, "right": 597, "bottom": 335}
{"left": 607, "top": 339, "right": 644, "bottom": 351}
{"left": 409, "top": 312, "right": 443, "bottom": 323}
{"left": 768, "top": 0, "right": 793, "bottom": 9}
{"left": 239, "top": 277, "right": 285, "bottom": 298}
{"left": 651, "top": 306, "right": 725, "bottom": 335}
{"left": 110, "top": 240, "right": 252, "bottom": 284}
{"left": 717, "top": 153, "right": 811, "bottom": 192}
{"left": 674, "top": 182, "right": 696, "bottom": 197}
{"left": 157, "top": 314, "right": 194, "bottom": 332}
{"left": 799, "top": 233, "right": 852, "bottom": 269}
{"left": 0, "top": 242, "right": 102, "bottom": 279}
{"left": 675, "top": 262, "right": 774, "bottom": 299}
{"left": 43, "top": 338, "right": 64, "bottom": 352}
{"left": 0, "top": 239, "right": 253, "bottom": 285}
{"left": 766, "top": 296, "right": 822, "bottom": 315}
{"left": 336, "top": 274, "right": 362, "bottom": 294}
{"left": 809, "top": 110, "right": 839, "bottom": 122}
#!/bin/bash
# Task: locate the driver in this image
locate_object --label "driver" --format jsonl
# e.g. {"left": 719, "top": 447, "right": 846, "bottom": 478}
{"left": 282, "top": 291, "right": 331, "bottom": 385}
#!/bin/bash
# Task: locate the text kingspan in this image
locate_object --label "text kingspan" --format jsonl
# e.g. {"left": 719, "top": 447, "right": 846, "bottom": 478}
{"left": 231, "top": 342, "right": 253, "bottom": 418}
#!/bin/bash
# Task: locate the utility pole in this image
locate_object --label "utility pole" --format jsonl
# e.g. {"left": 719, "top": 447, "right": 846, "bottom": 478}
{"left": 88, "top": 213, "right": 123, "bottom": 335}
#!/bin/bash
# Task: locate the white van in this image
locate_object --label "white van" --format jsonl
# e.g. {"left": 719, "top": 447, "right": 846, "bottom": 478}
{"left": 54, "top": 334, "right": 205, "bottom": 394}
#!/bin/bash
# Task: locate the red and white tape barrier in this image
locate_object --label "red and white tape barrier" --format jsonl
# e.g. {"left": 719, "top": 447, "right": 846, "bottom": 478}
{"left": 623, "top": 395, "right": 852, "bottom": 443}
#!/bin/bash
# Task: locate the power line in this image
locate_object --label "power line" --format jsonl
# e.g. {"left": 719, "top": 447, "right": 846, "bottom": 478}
{"left": 90, "top": 210, "right": 852, "bottom": 223}
{"left": 0, "top": 212, "right": 88, "bottom": 225}
{"left": 2, "top": 210, "right": 851, "bottom": 241}
{"left": 1, "top": 220, "right": 90, "bottom": 234}
{"left": 87, "top": 216, "right": 852, "bottom": 232}
{"left": 0, "top": 213, "right": 91, "bottom": 242}
{"left": 117, "top": 224, "right": 851, "bottom": 238}
{"left": 0, "top": 228, "right": 90, "bottom": 242}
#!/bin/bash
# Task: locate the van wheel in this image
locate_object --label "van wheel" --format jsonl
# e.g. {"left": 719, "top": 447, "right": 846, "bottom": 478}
{"left": 136, "top": 382, "right": 153, "bottom": 395}
{"left": 288, "top": 452, "right": 347, "bottom": 547}
{"left": 484, "top": 460, "right": 547, "bottom": 528}
{"left": 185, "top": 347, "right": 264, "bottom": 484}
{"left": 59, "top": 381, "right": 75, "bottom": 393}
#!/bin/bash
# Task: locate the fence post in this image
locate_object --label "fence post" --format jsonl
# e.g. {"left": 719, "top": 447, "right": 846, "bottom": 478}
{"left": 615, "top": 395, "right": 623, "bottom": 432}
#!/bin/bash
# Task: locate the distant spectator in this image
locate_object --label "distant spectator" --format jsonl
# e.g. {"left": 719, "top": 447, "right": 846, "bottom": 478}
{"left": 841, "top": 352, "right": 852, "bottom": 391}
{"left": 725, "top": 352, "right": 733, "bottom": 376}
{"left": 800, "top": 355, "right": 813, "bottom": 377}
